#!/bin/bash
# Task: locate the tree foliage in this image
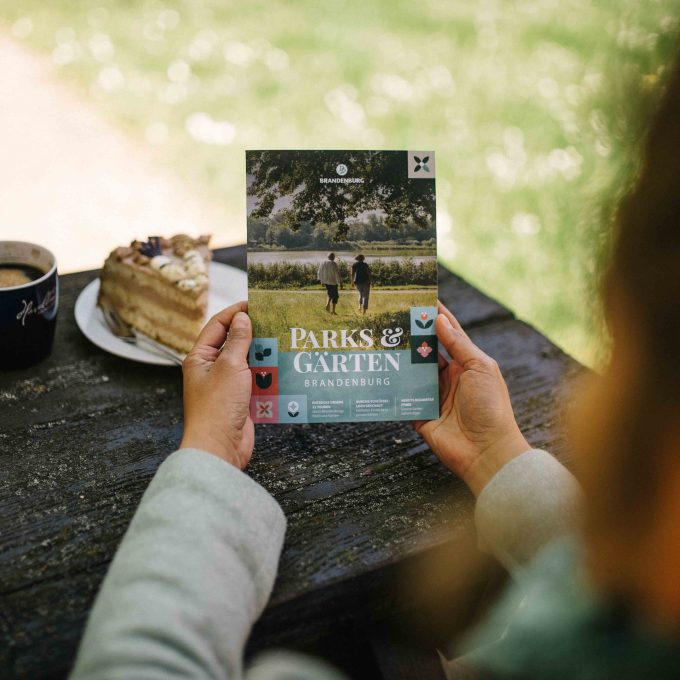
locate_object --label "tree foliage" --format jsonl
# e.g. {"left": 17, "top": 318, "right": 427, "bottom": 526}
{"left": 247, "top": 150, "right": 436, "bottom": 239}
{"left": 247, "top": 212, "right": 435, "bottom": 250}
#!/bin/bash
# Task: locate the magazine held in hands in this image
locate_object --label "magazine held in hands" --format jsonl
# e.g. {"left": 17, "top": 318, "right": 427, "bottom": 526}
{"left": 246, "top": 150, "right": 439, "bottom": 424}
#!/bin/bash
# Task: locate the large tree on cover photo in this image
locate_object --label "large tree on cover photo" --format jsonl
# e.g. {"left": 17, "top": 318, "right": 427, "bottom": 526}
{"left": 247, "top": 150, "right": 435, "bottom": 240}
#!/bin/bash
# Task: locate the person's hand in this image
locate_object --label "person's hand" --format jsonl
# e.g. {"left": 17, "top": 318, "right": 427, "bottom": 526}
{"left": 180, "top": 301, "right": 254, "bottom": 469}
{"left": 414, "top": 302, "right": 530, "bottom": 496}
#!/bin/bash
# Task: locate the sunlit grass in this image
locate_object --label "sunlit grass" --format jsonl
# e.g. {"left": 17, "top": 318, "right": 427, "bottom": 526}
{"left": 250, "top": 288, "right": 436, "bottom": 351}
{"left": 1, "top": 0, "right": 678, "bottom": 366}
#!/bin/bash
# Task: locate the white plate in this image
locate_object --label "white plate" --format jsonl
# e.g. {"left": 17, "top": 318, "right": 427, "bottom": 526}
{"left": 74, "top": 261, "right": 247, "bottom": 366}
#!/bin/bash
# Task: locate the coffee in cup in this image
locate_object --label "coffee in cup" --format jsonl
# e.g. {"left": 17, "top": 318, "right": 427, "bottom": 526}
{"left": 0, "top": 242, "right": 59, "bottom": 369}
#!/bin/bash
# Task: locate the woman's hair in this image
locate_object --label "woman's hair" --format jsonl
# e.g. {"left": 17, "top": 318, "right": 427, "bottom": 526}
{"left": 598, "top": 57, "right": 680, "bottom": 530}
{"left": 608, "top": 61, "right": 680, "bottom": 387}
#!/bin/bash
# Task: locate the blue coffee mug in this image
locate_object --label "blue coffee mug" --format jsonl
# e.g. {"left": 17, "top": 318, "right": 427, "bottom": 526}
{"left": 0, "top": 241, "right": 59, "bottom": 369}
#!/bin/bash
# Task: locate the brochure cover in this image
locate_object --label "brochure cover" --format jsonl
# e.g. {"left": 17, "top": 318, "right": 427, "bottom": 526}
{"left": 246, "top": 150, "right": 439, "bottom": 424}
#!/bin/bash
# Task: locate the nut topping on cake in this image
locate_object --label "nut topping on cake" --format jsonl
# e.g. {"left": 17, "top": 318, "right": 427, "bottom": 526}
{"left": 177, "top": 278, "right": 198, "bottom": 291}
{"left": 127, "top": 236, "right": 211, "bottom": 290}
{"left": 150, "top": 255, "right": 172, "bottom": 270}
{"left": 170, "top": 234, "right": 196, "bottom": 257}
{"left": 158, "top": 263, "right": 186, "bottom": 283}
{"left": 114, "top": 246, "right": 134, "bottom": 260}
{"left": 183, "top": 250, "right": 207, "bottom": 277}
{"left": 183, "top": 249, "right": 202, "bottom": 261}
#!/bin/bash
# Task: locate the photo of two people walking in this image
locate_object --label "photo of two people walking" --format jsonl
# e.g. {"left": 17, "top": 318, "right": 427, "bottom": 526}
{"left": 317, "top": 252, "right": 372, "bottom": 316}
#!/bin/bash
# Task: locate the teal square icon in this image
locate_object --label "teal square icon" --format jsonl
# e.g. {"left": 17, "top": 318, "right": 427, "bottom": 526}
{"left": 249, "top": 338, "right": 278, "bottom": 367}
{"left": 410, "top": 307, "right": 437, "bottom": 335}
{"left": 279, "top": 395, "right": 307, "bottom": 423}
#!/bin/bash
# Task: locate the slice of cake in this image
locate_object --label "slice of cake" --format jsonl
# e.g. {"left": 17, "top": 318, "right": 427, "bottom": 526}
{"left": 98, "top": 234, "right": 211, "bottom": 353}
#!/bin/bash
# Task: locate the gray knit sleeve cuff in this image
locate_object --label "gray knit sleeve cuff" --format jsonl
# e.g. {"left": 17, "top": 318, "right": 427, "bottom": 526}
{"left": 474, "top": 449, "right": 582, "bottom": 571}
{"left": 148, "top": 447, "right": 287, "bottom": 611}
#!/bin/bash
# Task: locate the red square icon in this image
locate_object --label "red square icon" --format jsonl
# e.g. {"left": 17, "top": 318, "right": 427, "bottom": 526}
{"left": 251, "top": 367, "right": 279, "bottom": 395}
{"left": 250, "top": 396, "right": 279, "bottom": 423}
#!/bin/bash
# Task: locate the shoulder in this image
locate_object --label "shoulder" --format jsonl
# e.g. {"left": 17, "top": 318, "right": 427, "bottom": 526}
{"left": 460, "top": 539, "right": 584, "bottom": 668}
{"left": 459, "top": 538, "right": 680, "bottom": 679}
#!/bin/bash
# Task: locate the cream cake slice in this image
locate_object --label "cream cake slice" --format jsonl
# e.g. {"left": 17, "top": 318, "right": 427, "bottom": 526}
{"left": 98, "top": 234, "right": 212, "bottom": 353}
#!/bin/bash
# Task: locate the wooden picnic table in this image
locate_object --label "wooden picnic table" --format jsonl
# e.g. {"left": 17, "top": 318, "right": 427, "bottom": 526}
{"left": 0, "top": 246, "right": 582, "bottom": 678}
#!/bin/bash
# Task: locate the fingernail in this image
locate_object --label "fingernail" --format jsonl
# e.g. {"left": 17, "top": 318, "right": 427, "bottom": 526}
{"left": 438, "top": 313, "right": 453, "bottom": 331}
{"left": 232, "top": 312, "right": 249, "bottom": 328}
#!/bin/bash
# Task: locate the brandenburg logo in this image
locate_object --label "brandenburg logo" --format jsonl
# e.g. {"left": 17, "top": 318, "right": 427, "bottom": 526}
{"left": 336, "top": 163, "right": 348, "bottom": 176}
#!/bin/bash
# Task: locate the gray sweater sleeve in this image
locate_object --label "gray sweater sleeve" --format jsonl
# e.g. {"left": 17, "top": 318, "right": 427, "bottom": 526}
{"left": 69, "top": 448, "right": 287, "bottom": 680}
{"left": 70, "top": 446, "right": 578, "bottom": 680}
{"left": 474, "top": 449, "right": 582, "bottom": 572}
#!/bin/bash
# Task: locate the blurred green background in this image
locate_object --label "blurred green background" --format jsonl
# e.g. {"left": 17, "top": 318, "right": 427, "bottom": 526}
{"left": 1, "top": 0, "right": 678, "bottom": 366}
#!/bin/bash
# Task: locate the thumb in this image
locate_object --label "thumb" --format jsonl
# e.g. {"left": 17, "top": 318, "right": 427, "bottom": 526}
{"left": 436, "top": 314, "right": 489, "bottom": 367}
{"left": 219, "top": 311, "right": 252, "bottom": 368}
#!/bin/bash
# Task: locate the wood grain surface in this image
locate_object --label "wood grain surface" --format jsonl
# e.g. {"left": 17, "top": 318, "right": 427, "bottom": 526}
{"left": 0, "top": 246, "right": 582, "bottom": 678}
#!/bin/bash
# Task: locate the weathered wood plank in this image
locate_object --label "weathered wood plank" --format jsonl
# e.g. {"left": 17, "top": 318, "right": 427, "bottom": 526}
{"left": 0, "top": 246, "right": 581, "bottom": 678}
{"left": 0, "top": 315, "right": 576, "bottom": 599}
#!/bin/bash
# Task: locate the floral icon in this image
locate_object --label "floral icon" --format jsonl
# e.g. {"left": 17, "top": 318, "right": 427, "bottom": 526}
{"left": 256, "top": 400, "right": 273, "bottom": 418}
{"left": 417, "top": 341, "right": 433, "bottom": 358}
{"left": 413, "top": 155, "right": 430, "bottom": 173}
{"left": 415, "top": 311, "right": 433, "bottom": 330}
{"left": 255, "top": 371, "right": 272, "bottom": 389}
{"left": 287, "top": 400, "right": 300, "bottom": 417}
{"left": 253, "top": 343, "right": 272, "bottom": 362}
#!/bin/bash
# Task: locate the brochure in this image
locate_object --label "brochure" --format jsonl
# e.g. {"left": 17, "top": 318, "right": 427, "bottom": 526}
{"left": 246, "top": 150, "right": 439, "bottom": 424}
